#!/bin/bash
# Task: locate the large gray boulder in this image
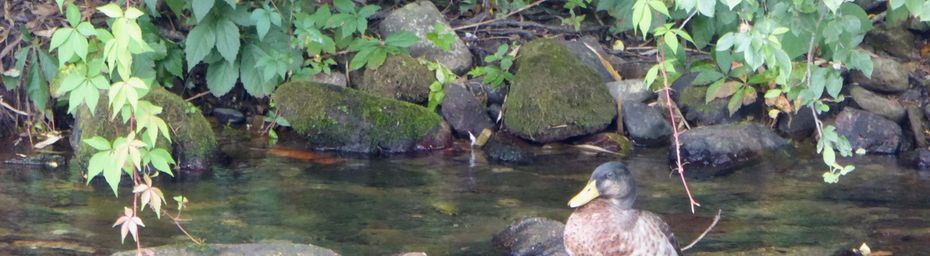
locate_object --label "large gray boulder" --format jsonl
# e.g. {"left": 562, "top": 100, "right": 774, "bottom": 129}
{"left": 379, "top": 1, "right": 473, "bottom": 74}
{"left": 622, "top": 102, "right": 672, "bottom": 146}
{"left": 503, "top": 39, "right": 616, "bottom": 143}
{"left": 834, "top": 108, "right": 903, "bottom": 154}
{"left": 675, "top": 123, "right": 789, "bottom": 176}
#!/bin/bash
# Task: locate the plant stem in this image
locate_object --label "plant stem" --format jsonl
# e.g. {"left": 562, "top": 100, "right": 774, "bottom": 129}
{"left": 453, "top": 0, "right": 547, "bottom": 31}
{"left": 657, "top": 41, "right": 700, "bottom": 213}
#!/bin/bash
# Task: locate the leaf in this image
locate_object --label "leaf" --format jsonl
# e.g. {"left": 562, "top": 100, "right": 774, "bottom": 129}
{"left": 715, "top": 33, "right": 735, "bottom": 51}
{"left": 214, "top": 18, "right": 241, "bottom": 64}
{"left": 705, "top": 79, "right": 725, "bottom": 103}
{"left": 27, "top": 53, "right": 49, "bottom": 113}
{"left": 764, "top": 88, "right": 782, "bottom": 99}
{"left": 384, "top": 32, "right": 419, "bottom": 48}
{"left": 193, "top": 0, "right": 215, "bottom": 23}
{"left": 184, "top": 22, "right": 216, "bottom": 70}
{"left": 722, "top": 0, "right": 741, "bottom": 10}
{"left": 251, "top": 9, "right": 271, "bottom": 40}
{"left": 206, "top": 59, "right": 239, "bottom": 96}
{"left": 350, "top": 47, "right": 374, "bottom": 71}
{"left": 727, "top": 86, "right": 744, "bottom": 116}
{"left": 66, "top": 3, "right": 81, "bottom": 26}
{"left": 84, "top": 136, "right": 112, "bottom": 150}
{"left": 97, "top": 3, "right": 124, "bottom": 18}
{"left": 333, "top": 0, "right": 355, "bottom": 13}
{"left": 824, "top": 0, "right": 845, "bottom": 13}
{"left": 366, "top": 48, "right": 388, "bottom": 69}
{"left": 647, "top": 0, "right": 670, "bottom": 17}
{"left": 664, "top": 34, "right": 679, "bottom": 54}
{"left": 697, "top": 0, "right": 716, "bottom": 17}
{"left": 113, "top": 207, "right": 145, "bottom": 243}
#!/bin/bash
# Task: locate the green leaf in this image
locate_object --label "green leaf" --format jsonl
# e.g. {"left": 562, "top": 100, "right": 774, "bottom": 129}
{"left": 240, "top": 45, "right": 278, "bottom": 97}
{"left": 722, "top": 0, "right": 741, "bottom": 10}
{"left": 333, "top": 0, "right": 355, "bottom": 13}
{"left": 705, "top": 79, "right": 724, "bottom": 103}
{"left": 86, "top": 152, "right": 108, "bottom": 182}
{"left": 97, "top": 3, "right": 124, "bottom": 18}
{"left": 84, "top": 136, "right": 112, "bottom": 151}
{"left": 644, "top": 64, "right": 660, "bottom": 87}
{"left": 697, "top": 0, "right": 716, "bottom": 17}
{"left": 648, "top": 0, "right": 670, "bottom": 17}
{"left": 764, "top": 88, "right": 782, "bottom": 99}
{"left": 66, "top": 3, "right": 81, "bottom": 26}
{"left": 214, "top": 18, "right": 240, "bottom": 64}
{"left": 367, "top": 48, "right": 388, "bottom": 69}
{"left": 206, "top": 59, "right": 239, "bottom": 96}
{"left": 75, "top": 22, "right": 96, "bottom": 37}
{"left": 822, "top": 144, "right": 836, "bottom": 166}
{"left": 846, "top": 50, "right": 873, "bottom": 78}
{"left": 727, "top": 86, "right": 744, "bottom": 116}
{"left": 664, "top": 34, "right": 679, "bottom": 54}
{"left": 251, "top": 9, "right": 271, "bottom": 40}
{"left": 148, "top": 148, "right": 176, "bottom": 176}
{"left": 715, "top": 32, "right": 735, "bottom": 51}
{"left": 384, "top": 32, "right": 419, "bottom": 48}
{"left": 358, "top": 5, "right": 380, "bottom": 18}
{"left": 184, "top": 22, "right": 216, "bottom": 70}
{"left": 193, "top": 0, "right": 215, "bottom": 23}
{"left": 27, "top": 53, "right": 49, "bottom": 113}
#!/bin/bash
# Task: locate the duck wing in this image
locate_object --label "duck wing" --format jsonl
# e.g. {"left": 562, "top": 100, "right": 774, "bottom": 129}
{"left": 636, "top": 210, "right": 682, "bottom": 256}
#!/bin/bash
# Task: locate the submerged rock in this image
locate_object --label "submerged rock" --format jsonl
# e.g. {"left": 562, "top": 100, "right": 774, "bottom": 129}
{"left": 622, "top": 102, "right": 672, "bottom": 146}
{"left": 72, "top": 87, "right": 217, "bottom": 171}
{"left": 484, "top": 132, "right": 537, "bottom": 164}
{"left": 675, "top": 123, "right": 789, "bottom": 176}
{"left": 574, "top": 132, "right": 632, "bottom": 156}
{"left": 493, "top": 217, "right": 568, "bottom": 256}
{"left": 902, "top": 148, "right": 930, "bottom": 169}
{"left": 847, "top": 54, "right": 914, "bottom": 93}
{"left": 111, "top": 242, "right": 339, "bottom": 256}
{"left": 379, "top": 1, "right": 473, "bottom": 74}
{"left": 834, "top": 108, "right": 903, "bottom": 154}
{"left": 503, "top": 39, "right": 616, "bottom": 143}
{"left": 441, "top": 83, "right": 494, "bottom": 137}
{"left": 272, "top": 81, "right": 451, "bottom": 153}
{"left": 850, "top": 86, "right": 905, "bottom": 122}
{"left": 359, "top": 55, "right": 434, "bottom": 104}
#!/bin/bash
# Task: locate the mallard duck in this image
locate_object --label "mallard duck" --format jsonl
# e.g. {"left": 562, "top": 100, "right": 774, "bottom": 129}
{"left": 563, "top": 161, "right": 681, "bottom": 256}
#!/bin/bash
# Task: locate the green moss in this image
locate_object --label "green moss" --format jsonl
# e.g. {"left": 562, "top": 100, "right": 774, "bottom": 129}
{"left": 272, "top": 81, "right": 442, "bottom": 152}
{"left": 503, "top": 39, "right": 616, "bottom": 142}
{"left": 74, "top": 87, "right": 216, "bottom": 168}
{"left": 359, "top": 55, "right": 434, "bottom": 103}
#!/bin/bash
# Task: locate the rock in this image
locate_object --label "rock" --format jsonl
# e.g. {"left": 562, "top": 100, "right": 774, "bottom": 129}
{"left": 903, "top": 148, "right": 930, "bottom": 169}
{"left": 847, "top": 54, "right": 914, "bottom": 93}
{"left": 907, "top": 106, "right": 928, "bottom": 147}
{"left": 850, "top": 86, "right": 905, "bottom": 122}
{"left": 73, "top": 86, "right": 217, "bottom": 171}
{"left": 441, "top": 83, "right": 494, "bottom": 137}
{"left": 560, "top": 37, "right": 616, "bottom": 83}
{"left": 503, "top": 39, "right": 617, "bottom": 143}
{"left": 776, "top": 106, "right": 817, "bottom": 139}
{"left": 493, "top": 217, "right": 568, "bottom": 256}
{"left": 379, "top": 2, "right": 473, "bottom": 74}
{"left": 622, "top": 102, "right": 672, "bottom": 146}
{"left": 272, "top": 81, "right": 451, "bottom": 153}
{"left": 486, "top": 84, "right": 507, "bottom": 105}
{"left": 606, "top": 79, "right": 654, "bottom": 104}
{"left": 677, "top": 86, "right": 749, "bottom": 126}
{"left": 484, "top": 132, "right": 537, "bottom": 164}
{"left": 213, "top": 107, "right": 246, "bottom": 125}
{"left": 359, "top": 55, "right": 434, "bottom": 103}
{"left": 488, "top": 104, "right": 502, "bottom": 123}
{"left": 310, "top": 71, "right": 347, "bottom": 87}
{"left": 906, "top": 16, "right": 930, "bottom": 32}
{"left": 676, "top": 123, "right": 789, "bottom": 176}
{"left": 574, "top": 132, "right": 632, "bottom": 156}
{"left": 111, "top": 243, "right": 339, "bottom": 256}
{"left": 865, "top": 24, "right": 917, "bottom": 59}
{"left": 834, "top": 108, "right": 903, "bottom": 154}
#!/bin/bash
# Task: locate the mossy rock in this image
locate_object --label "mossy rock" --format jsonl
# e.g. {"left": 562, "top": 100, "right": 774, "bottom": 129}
{"left": 272, "top": 81, "right": 450, "bottom": 153}
{"left": 677, "top": 85, "right": 751, "bottom": 126}
{"left": 72, "top": 87, "right": 217, "bottom": 171}
{"left": 359, "top": 55, "right": 433, "bottom": 104}
{"left": 503, "top": 39, "right": 616, "bottom": 143}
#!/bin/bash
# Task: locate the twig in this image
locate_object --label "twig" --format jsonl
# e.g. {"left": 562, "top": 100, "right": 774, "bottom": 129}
{"left": 453, "top": 0, "right": 546, "bottom": 31}
{"left": 184, "top": 91, "right": 211, "bottom": 102}
{"left": 681, "top": 209, "right": 722, "bottom": 251}
{"left": 657, "top": 41, "right": 700, "bottom": 213}
{"left": 0, "top": 96, "right": 31, "bottom": 116}
{"left": 804, "top": 10, "right": 827, "bottom": 139}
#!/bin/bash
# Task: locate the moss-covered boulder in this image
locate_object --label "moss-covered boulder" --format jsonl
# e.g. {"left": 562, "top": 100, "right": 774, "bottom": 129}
{"left": 503, "top": 39, "right": 616, "bottom": 143}
{"left": 272, "top": 81, "right": 451, "bottom": 153}
{"left": 358, "top": 55, "right": 433, "bottom": 104}
{"left": 72, "top": 86, "right": 217, "bottom": 171}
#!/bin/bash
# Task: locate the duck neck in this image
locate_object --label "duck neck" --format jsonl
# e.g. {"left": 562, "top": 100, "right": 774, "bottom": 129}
{"left": 609, "top": 196, "right": 635, "bottom": 210}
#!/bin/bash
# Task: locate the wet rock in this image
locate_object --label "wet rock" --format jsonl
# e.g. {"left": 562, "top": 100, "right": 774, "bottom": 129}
{"left": 272, "top": 81, "right": 450, "bottom": 153}
{"left": 484, "top": 133, "right": 537, "bottom": 164}
{"left": 493, "top": 217, "right": 568, "bottom": 256}
{"left": 72, "top": 86, "right": 217, "bottom": 171}
{"left": 606, "top": 79, "right": 654, "bottom": 104}
{"left": 379, "top": 2, "right": 473, "bottom": 74}
{"left": 865, "top": 24, "right": 917, "bottom": 59}
{"left": 310, "top": 71, "right": 347, "bottom": 87}
{"left": 776, "top": 106, "right": 817, "bottom": 139}
{"left": 574, "top": 132, "right": 632, "bottom": 156}
{"left": 441, "top": 83, "right": 494, "bottom": 137}
{"left": 834, "top": 108, "right": 903, "bottom": 154}
{"left": 3, "top": 153, "right": 65, "bottom": 168}
{"left": 488, "top": 104, "right": 502, "bottom": 123}
{"left": 850, "top": 86, "right": 905, "bottom": 122}
{"left": 213, "top": 107, "right": 246, "bottom": 125}
{"left": 111, "top": 242, "right": 339, "bottom": 256}
{"left": 560, "top": 37, "right": 616, "bottom": 83}
{"left": 359, "top": 55, "right": 433, "bottom": 103}
{"left": 677, "top": 86, "right": 748, "bottom": 126}
{"left": 11, "top": 240, "right": 95, "bottom": 254}
{"left": 676, "top": 123, "right": 789, "bottom": 175}
{"left": 487, "top": 85, "right": 507, "bottom": 105}
{"left": 503, "top": 39, "right": 616, "bottom": 143}
{"left": 902, "top": 148, "right": 930, "bottom": 169}
{"left": 622, "top": 102, "right": 672, "bottom": 146}
{"left": 907, "top": 106, "right": 928, "bottom": 147}
{"left": 847, "top": 54, "right": 914, "bottom": 93}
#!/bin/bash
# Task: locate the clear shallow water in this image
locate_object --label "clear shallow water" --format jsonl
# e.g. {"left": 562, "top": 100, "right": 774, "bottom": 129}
{"left": 2, "top": 136, "right": 930, "bottom": 255}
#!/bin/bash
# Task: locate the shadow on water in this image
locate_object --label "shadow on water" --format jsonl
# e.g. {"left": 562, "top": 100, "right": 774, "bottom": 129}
{"left": 2, "top": 141, "right": 930, "bottom": 255}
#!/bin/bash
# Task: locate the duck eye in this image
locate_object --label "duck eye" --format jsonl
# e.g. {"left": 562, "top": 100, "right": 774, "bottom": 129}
{"left": 605, "top": 172, "right": 615, "bottom": 178}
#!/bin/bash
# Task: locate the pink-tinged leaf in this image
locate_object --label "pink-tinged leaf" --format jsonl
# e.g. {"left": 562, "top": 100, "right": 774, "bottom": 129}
{"left": 133, "top": 184, "right": 149, "bottom": 193}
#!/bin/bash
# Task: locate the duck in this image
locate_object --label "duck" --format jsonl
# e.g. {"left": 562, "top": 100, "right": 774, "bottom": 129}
{"left": 563, "top": 161, "right": 681, "bottom": 256}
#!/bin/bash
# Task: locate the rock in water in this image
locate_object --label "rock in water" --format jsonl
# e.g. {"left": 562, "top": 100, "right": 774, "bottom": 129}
{"left": 483, "top": 132, "right": 538, "bottom": 164}
{"left": 441, "top": 83, "right": 494, "bottom": 137}
{"left": 272, "top": 81, "right": 451, "bottom": 153}
{"left": 379, "top": 2, "right": 473, "bottom": 74}
{"left": 676, "top": 123, "right": 788, "bottom": 176}
{"left": 359, "top": 55, "right": 434, "bottom": 104}
{"left": 73, "top": 87, "right": 217, "bottom": 171}
{"left": 213, "top": 107, "right": 246, "bottom": 125}
{"left": 503, "top": 39, "right": 616, "bottom": 143}
{"left": 494, "top": 218, "right": 569, "bottom": 256}
{"left": 776, "top": 106, "right": 817, "bottom": 139}
{"left": 847, "top": 54, "right": 914, "bottom": 93}
{"left": 850, "top": 86, "right": 905, "bottom": 122}
{"left": 622, "top": 102, "right": 672, "bottom": 146}
{"left": 834, "top": 108, "right": 903, "bottom": 154}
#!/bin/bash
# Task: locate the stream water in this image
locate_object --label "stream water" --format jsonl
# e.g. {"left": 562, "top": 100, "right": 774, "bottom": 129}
{"left": 1, "top": 132, "right": 930, "bottom": 255}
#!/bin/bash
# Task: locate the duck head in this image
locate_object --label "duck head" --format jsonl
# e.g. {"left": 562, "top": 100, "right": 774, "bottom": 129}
{"left": 568, "top": 161, "right": 637, "bottom": 209}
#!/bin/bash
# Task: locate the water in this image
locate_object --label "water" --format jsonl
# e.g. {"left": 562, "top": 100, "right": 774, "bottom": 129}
{"left": 2, "top": 138, "right": 930, "bottom": 255}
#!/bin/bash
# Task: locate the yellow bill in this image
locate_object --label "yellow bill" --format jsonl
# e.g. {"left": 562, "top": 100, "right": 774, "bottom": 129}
{"left": 568, "top": 180, "right": 600, "bottom": 208}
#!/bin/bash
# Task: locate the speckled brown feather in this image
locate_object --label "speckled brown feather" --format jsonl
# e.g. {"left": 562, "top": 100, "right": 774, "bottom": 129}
{"left": 563, "top": 199, "right": 681, "bottom": 256}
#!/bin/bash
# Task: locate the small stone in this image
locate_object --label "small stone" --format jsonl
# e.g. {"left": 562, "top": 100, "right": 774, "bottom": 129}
{"left": 850, "top": 86, "right": 905, "bottom": 122}
{"left": 441, "top": 83, "right": 494, "bottom": 137}
{"left": 622, "top": 102, "right": 672, "bottom": 146}
{"left": 213, "top": 107, "right": 246, "bottom": 125}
